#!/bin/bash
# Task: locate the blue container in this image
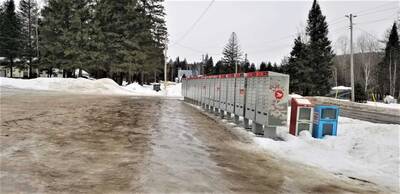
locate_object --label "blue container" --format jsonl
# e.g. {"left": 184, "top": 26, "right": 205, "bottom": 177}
{"left": 312, "top": 105, "right": 339, "bottom": 139}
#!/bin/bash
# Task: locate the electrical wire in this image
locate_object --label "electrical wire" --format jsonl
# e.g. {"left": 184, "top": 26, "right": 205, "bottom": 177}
{"left": 354, "top": 1, "right": 397, "bottom": 15}
{"left": 356, "top": 16, "right": 397, "bottom": 25}
{"left": 355, "top": 26, "right": 382, "bottom": 42}
{"left": 357, "top": 6, "right": 398, "bottom": 17}
{"left": 169, "top": 0, "right": 215, "bottom": 47}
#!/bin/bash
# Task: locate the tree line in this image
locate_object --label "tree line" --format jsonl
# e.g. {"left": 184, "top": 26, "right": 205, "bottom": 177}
{"left": 0, "top": 0, "right": 167, "bottom": 85}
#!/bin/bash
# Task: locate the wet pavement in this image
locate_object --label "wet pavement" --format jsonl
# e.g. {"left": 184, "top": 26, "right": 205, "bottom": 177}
{"left": 0, "top": 90, "right": 389, "bottom": 193}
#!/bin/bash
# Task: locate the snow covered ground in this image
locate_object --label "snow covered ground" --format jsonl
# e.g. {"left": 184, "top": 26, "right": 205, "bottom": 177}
{"left": 366, "top": 101, "right": 400, "bottom": 110}
{"left": 242, "top": 110, "right": 400, "bottom": 192}
{"left": 0, "top": 77, "right": 182, "bottom": 97}
{"left": 124, "top": 82, "right": 182, "bottom": 97}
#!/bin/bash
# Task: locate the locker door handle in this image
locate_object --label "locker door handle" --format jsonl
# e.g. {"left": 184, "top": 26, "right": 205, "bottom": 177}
{"left": 257, "top": 111, "right": 261, "bottom": 114}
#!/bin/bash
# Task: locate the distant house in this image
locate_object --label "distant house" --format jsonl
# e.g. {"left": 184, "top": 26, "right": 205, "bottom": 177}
{"left": 0, "top": 57, "right": 42, "bottom": 78}
{"left": 0, "top": 65, "right": 28, "bottom": 78}
{"left": 178, "top": 70, "right": 193, "bottom": 81}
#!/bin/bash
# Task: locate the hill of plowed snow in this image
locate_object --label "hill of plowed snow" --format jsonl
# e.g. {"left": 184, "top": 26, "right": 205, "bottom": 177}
{"left": 0, "top": 77, "right": 182, "bottom": 97}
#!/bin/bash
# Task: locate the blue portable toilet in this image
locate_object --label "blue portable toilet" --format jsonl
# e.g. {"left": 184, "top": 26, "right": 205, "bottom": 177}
{"left": 313, "top": 105, "right": 339, "bottom": 139}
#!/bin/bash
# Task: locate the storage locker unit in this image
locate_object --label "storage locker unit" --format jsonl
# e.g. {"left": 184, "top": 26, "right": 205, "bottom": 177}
{"left": 213, "top": 76, "right": 221, "bottom": 109}
{"left": 209, "top": 76, "right": 215, "bottom": 108}
{"left": 200, "top": 77, "right": 207, "bottom": 105}
{"left": 196, "top": 78, "right": 202, "bottom": 104}
{"left": 234, "top": 73, "right": 246, "bottom": 116}
{"left": 263, "top": 72, "right": 289, "bottom": 127}
{"left": 313, "top": 105, "right": 339, "bottom": 139}
{"left": 219, "top": 74, "right": 228, "bottom": 111}
{"left": 290, "top": 98, "right": 314, "bottom": 136}
{"left": 226, "top": 74, "right": 236, "bottom": 113}
{"left": 204, "top": 76, "right": 210, "bottom": 106}
{"left": 254, "top": 72, "right": 269, "bottom": 125}
{"left": 244, "top": 73, "right": 257, "bottom": 121}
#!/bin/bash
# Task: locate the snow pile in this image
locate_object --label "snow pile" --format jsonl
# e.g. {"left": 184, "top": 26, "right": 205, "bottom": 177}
{"left": 0, "top": 77, "right": 133, "bottom": 95}
{"left": 253, "top": 116, "right": 399, "bottom": 192}
{"left": 124, "top": 82, "right": 182, "bottom": 98}
{"left": 0, "top": 77, "right": 183, "bottom": 97}
{"left": 366, "top": 101, "right": 400, "bottom": 110}
{"left": 332, "top": 86, "right": 351, "bottom": 90}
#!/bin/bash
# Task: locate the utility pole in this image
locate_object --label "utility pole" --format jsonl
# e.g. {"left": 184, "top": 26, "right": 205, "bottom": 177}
{"left": 235, "top": 60, "right": 238, "bottom": 74}
{"left": 346, "top": 13, "right": 356, "bottom": 102}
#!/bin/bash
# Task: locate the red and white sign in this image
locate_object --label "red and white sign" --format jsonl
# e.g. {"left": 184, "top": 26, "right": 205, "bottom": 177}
{"left": 274, "top": 89, "right": 284, "bottom": 100}
{"left": 240, "top": 89, "right": 245, "bottom": 96}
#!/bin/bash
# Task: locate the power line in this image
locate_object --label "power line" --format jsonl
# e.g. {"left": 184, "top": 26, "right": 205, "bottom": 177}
{"left": 356, "top": 16, "right": 397, "bottom": 25}
{"left": 355, "top": 26, "right": 382, "bottom": 41}
{"left": 357, "top": 6, "right": 398, "bottom": 17}
{"left": 170, "top": 0, "right": 215, "bottom": 47}
{"left": 174, "top": 42, "right": 219, "bottom": 56}
{"left": 354, "top": 1, "right": 397, "bottom": 15}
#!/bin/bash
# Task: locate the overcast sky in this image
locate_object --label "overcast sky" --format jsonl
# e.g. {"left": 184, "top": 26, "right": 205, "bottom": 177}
{"left": 166, "top": 0, "right": 399, "bottom": 65}
{"left": 6, "top": 0, "right": 400, "bottom": 65}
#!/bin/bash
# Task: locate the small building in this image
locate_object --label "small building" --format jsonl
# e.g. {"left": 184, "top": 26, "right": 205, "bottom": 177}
{"left": 178, "top": 70, "right": 193, "bottom": 82}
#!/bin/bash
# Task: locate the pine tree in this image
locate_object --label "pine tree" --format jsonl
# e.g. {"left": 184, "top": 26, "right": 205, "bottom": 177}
{"left": 355, "top": 82, "right": 367, "bottom": 102}
{"left": 18, "top": 0, "right": 39, "bottom": 78}
{"left": 0, "top": 0, "right": 22, "bottom": 78}
{"left": 378, "top": 22, "right": 399, "bottom": 98}
{"left": 67, "top": 0, "right": 92, "bottom": 77}
{"left": 222, "top": 32, "right": 242, "bottom": 73}
{"left": 266, "top": 62, "right": 273, "bottom": 71}
{"left": 259, "top": 62, "right": 267, "bottom": 71}
{"left": 40, "top": 0, "right": 74, "bottom": 77}
{"left": 214, "top": 60, "right": 224, "bottom": 74}
{"left": 136, "top": 0, "right": 167, "bottom": 83}
{"left": 286, "top": 35, "right": 312, "bottom": 95}
{"left": 204, "top": 55, "right": 214, "bottom": 75}
{"left": 249, "top": 63, "right": 256, "bottom": 72}
{"left": 305, "top": 0, "right": 335, "bottom": 95}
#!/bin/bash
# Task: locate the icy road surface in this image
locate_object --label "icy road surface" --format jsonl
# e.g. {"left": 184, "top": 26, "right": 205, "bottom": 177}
{"left": 0, "top": 90, "right": 389, "bottom": 193}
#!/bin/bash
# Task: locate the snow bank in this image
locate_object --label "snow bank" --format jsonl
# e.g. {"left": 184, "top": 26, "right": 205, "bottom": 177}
{"left": 332, "top": 86, "right": 351, "bottom": 90}
{"left": 124, "top": 82, "right": 182, "bottom": 98}
{"left": 366, "top": 101, "right": 400, "bottom": 110}
{"left": 0, "top": 77, "right": 182, "bottom": 97}
{"left": 253, "top": 114, "right": 399, "bottom": 192}
{"left": 0, "top": 77, "right": 133, "bottom": 95}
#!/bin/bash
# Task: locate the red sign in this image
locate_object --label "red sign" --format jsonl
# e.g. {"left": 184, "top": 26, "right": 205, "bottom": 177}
{"left": 274, "top": 89, "right": 284, "bottom": 100}
{"left": 240, "top": 89, "right": 245, "bottom": 95}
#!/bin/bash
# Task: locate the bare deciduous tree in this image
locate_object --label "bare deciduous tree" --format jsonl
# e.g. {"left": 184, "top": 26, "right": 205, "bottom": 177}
{"left": 356, "top": 33, "right": 380, "bottom": 94}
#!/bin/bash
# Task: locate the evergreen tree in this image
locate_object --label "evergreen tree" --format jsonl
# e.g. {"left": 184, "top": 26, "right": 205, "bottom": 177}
{"left": 0, "top": 0, "right": 22, "bottom": 78}
{"left": 272, "top": 63, "right": 280, "bottom": 72}
{"left": 378, "top": 22, "right": 399, "bottom": 98}
{"left": 286, "top": 36, "right": 312, "bottom": 95}
{"left": 242, "top": 61, "right": 250, "bottom": 73}
{"left": 305, "top": 0, "right": 335, "bottom": 95}
{"left": 40, "top": 0, "right": 74, "bottom": 77}
{"left": 259, "top": 62, "right": 267, "bottom": 71}
{"left": 214, "top": 60, "right": 224, "bottom": 75}
{"left": 67, "top": 0, "right": 92, "bottom": 77}
{"left": 91, "top": 0, "right": 141, "bottom": 83}
{"left": 18, "top": 0, "right": 39, "bottom": 78}
{"left": 204, "top": 55, "right": 214, "bottom": 75}
{"left": 267, "top": 62, "right": 274, "bottom": 71}
{"left": 355, "top": 82, "right": 367, "bottom": 102}
{"left": 222, "top": 32, "right": 242, "bottom": 73}
{"left": 136, "top": 0, "right": 167, "bottom": 83}
{"left": 249, "top": 63, "right": 256, "bottom": 72}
